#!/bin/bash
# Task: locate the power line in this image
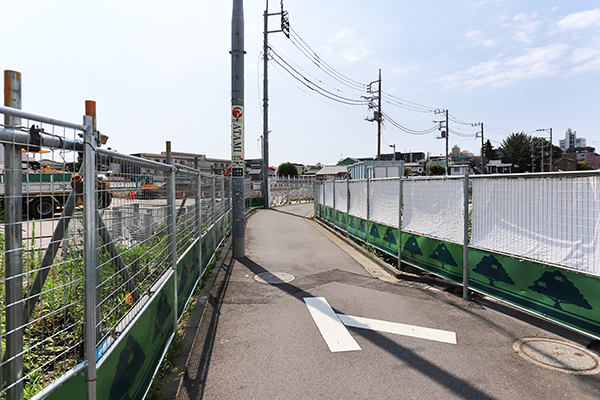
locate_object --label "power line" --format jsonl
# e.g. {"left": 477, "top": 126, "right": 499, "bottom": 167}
{"left": 269, "top": 48, "right": 368, "bottom": 106}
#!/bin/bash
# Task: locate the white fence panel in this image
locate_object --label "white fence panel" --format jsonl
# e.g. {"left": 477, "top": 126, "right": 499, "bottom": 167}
{"left": 471, "top": 174, "right": 600, "bottom": 276}
{"left": 403, "top": 177, "right": 464, "bottom": 244}
{"left": 348, "top": 180, "right": 368, "bottom": 219}
{"left": 369, "top": 178, "right": 399, "bottom": 227}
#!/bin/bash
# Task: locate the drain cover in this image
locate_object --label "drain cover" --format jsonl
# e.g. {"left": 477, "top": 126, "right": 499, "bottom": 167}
{"left": 513, "top": 338, "right": 600, "bottom": 375}
{"left": 254, "top": 272, "right": 295, "bottom": 284}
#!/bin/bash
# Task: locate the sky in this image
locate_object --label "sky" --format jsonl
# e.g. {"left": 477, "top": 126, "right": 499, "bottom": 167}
{"left": 2, "top": 0, "right": 600, "bottom": 167}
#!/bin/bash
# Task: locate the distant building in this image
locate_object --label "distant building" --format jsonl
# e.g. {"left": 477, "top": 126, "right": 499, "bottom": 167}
{"left": 315, "top": 165, "right": 348, "bottom": 180}
{"left": 485, "top": 158, "right": 518, "bottom": 174}
{"left": 566, "top": 146, "right": 600, "bottom": 169}
{"left": 553, "top": 153, "right": 578, "bottom": 171}
{"left": 127, "top": 151, "right": 229, "bottom": 176}
{"left": 559, "top": 128, "right": 586, "bottom": 152}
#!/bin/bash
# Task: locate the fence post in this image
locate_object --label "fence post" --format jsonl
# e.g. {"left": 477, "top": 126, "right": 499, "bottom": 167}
{"left": 3, "top": 69, "right": 23, "bottom": 400}
{"left": 346, "top": 176, "right": 350, "bottom": 237}
{"left": 212, "top": 175, "right": 216, "bottom": 247}
{"left": 462, "top": 171, "right": 470, "bottom": 300}
{"left": 82, "top": 115, "right": 98, "bottom": 400}
{"left": 398, "top": 174, "right": 403, "bottom": 271}
{"left": 332, "top": 178, "right": 336, "bottom": 214}
{"left": 166, "top": 142, "right": 178, "bottom": 329}
{"left": 197, "top": 173, "right": 203, "bottom": 273}
{"left": 221, "top": 175, "right": 226, "bottom": 221}
{"left": 366, "top": 172, "right": 370, "bottom": 247}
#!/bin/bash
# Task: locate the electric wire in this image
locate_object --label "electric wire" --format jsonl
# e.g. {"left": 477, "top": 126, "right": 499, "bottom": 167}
{"left": 269, "top": 47, "right": 368, "bottom": 106}
{"left": 288, "top": 27, "right": 367, "bottom": 91}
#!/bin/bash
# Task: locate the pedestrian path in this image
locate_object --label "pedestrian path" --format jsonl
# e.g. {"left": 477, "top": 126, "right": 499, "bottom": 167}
{"left": 175, "top": 203, "right": 600, "bottom": 400}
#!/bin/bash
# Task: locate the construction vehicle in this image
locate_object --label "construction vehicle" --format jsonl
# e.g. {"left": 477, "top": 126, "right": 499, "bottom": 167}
{"left": 0, "top": 165, "right": 112, "bottom": 219}
{"left": 135, "top": 173, "right": 160, "bottom": 199}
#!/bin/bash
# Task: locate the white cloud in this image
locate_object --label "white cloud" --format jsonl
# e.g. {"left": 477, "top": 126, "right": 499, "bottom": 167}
{"left": 511, "top": 13, "right": 542, "bottom": 43}
{"left": 439, "top": 44, "right": 570, "bottom": 89}
{"left": 570, "top": 47, "right": 600, "bottom": 73}
{"left": 469, "top": 0, "right": 501, "bottom": 6}
{"left": 331, "top": 29, "right": 354, "bottom": 42}
{"left": 341, "top": 47, "right": 371, "bottom": 62}
{"left": 557, "top": 9, "right": 600, "bottom": 30}
{"left": 465, "top": 30, "right": 496, "bottom": 46}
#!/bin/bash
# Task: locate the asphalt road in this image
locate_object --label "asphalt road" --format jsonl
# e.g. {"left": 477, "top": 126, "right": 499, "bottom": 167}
{"left": 177, "top": 203, "right": 600, "bottom": 400}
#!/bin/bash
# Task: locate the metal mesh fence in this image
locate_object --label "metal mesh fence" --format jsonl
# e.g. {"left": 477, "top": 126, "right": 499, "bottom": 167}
{"left": 0, "top": 117, "right": 86, "bottom": 398}
{"left": 0, "top": 106, "right": 232, "bottom": 399}
{"left": 268, "top": 177, "right": 314, "bottom": 206}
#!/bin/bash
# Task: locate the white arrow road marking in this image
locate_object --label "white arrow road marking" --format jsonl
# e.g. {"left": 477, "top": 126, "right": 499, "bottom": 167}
{"left": 304, "top": 297, "right": 362, "bottom": 352}
{"left": 337, "top": 314, "right": 457, "bottom": 344}
{"left": 304, "top": 297, "right": 457, "bottom": 352}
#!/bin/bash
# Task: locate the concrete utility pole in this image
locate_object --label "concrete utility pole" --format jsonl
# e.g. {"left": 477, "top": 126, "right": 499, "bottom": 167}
{"left": 263, "top": 1, "right": 269, "bottom": 208}
{"left": 262, "top": 0, "right": 289, "bottom": 208}
{"left": 473, "top": 122, "right": 485, "bottom": 174}
{"left": 435, "top": 109, "right": 449, "bottom": 175}
{"left": 377, "top": 69, "right": 382, "bottom": 161}
{"left": 445, "top": 109, "right": 449, "bottom": 175}
{"left": 232, "top": 0, "right": 245, "bottom": 258}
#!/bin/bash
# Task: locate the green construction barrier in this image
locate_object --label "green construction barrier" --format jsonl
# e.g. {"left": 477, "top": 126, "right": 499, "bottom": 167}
{"left": 316, "top": 207, "right": 600, "bottom": 339}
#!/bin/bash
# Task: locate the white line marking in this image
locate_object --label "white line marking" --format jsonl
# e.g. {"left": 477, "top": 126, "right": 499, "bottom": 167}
{"left": 337, "top": 314, "right": 457, "bottom": 344}
{"left": 304, "top": 297, "right": 362, "bottom": 352}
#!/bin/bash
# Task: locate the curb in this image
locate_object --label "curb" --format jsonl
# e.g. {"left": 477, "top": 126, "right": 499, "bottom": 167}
{"left": 161, "top": 236, "right": 232, "bottom": 400}
{"left": 313, "top": 215, "right": 462, "bottom": 291}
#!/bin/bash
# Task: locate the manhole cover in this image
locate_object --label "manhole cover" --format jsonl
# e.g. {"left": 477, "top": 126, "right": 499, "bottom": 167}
{"left": 254, "top": 272, "right": 295, "bottom": 284}
{"left": 513, "top": 338, "right": 600, "bottom": 375}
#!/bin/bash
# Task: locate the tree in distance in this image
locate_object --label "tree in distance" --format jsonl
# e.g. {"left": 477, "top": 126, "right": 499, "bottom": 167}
{"left": 429, "top": 164, "right": 445, "bottom": 176}
{"left": 500, "top": 132, "right": 532, "bottom": 172}
{"left": 277, "top": 162, "right": 299, "bottom": 177}
{"left": 577, "top": 161, "right": 594, "bottom": 170}
{"left": 483, "top": 140, "right": 497, "bottom": 162}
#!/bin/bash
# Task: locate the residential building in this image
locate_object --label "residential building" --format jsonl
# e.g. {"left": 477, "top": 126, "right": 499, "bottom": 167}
{"left": 559, "top": 128, "right": 586, "bottom": 151}
{"left": 553, "top": 153, "right": 578, "bottom": 171}
{"left": 485, "top": 158, "right": 518, "bottom": 174}
{"left": 315, "top": 165, "right": 348, "bottom": 180}
{"left": 566, "top": 146, "right": 600, "bottom": 169}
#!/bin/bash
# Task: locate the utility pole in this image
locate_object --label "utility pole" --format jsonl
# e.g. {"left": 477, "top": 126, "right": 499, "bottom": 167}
{"left": 537, "top": 128, "right": 553, "bottom": 172}
{"left": 232, "top": 0, "right": 245, "bottom": 258}
{"left": 365, "top": 70, "right": 382, "bottom": 160}
{"left": 262, "top": 0, "right": 289, "bottom": 208}
{"left": 473, "top": 122, "right": 484, "bottom": 174}
{"left": 445, "top": 109, "right": 449, "bottom": 175}
{"left": 377, "top": 69, "right": 382, "bottom": 160}
{"left": 435, "top": 109, "right": 449, "bottom": 175}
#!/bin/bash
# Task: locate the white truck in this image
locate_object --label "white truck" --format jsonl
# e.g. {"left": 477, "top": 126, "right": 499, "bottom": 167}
{"left": 0, "top": 168, "right": 112, "bottom": 219}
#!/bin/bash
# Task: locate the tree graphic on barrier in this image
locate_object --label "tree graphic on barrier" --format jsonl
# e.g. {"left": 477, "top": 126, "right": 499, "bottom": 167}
{"left": 529, "top": 270, "right": 593, "bottom": 311}
{"left": 383, "top": 227, "right": 397, "bottom": 246}
{"left": 369, "top": 224, "right": 380, "bottom": 240}
{"left": 348, "top": 217, "right": 355, "bottom": 229}
{"left": 473, "top": 255, "right": 514, "bottom": 287}
{"left": 430, "top": 243, "right": 457, "bottom": 270}
{"left": 358, "top": 220, "right": 366, "bottom": 234}
{"left": 404, "top": 236, "right": 422, "bottom": 258}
